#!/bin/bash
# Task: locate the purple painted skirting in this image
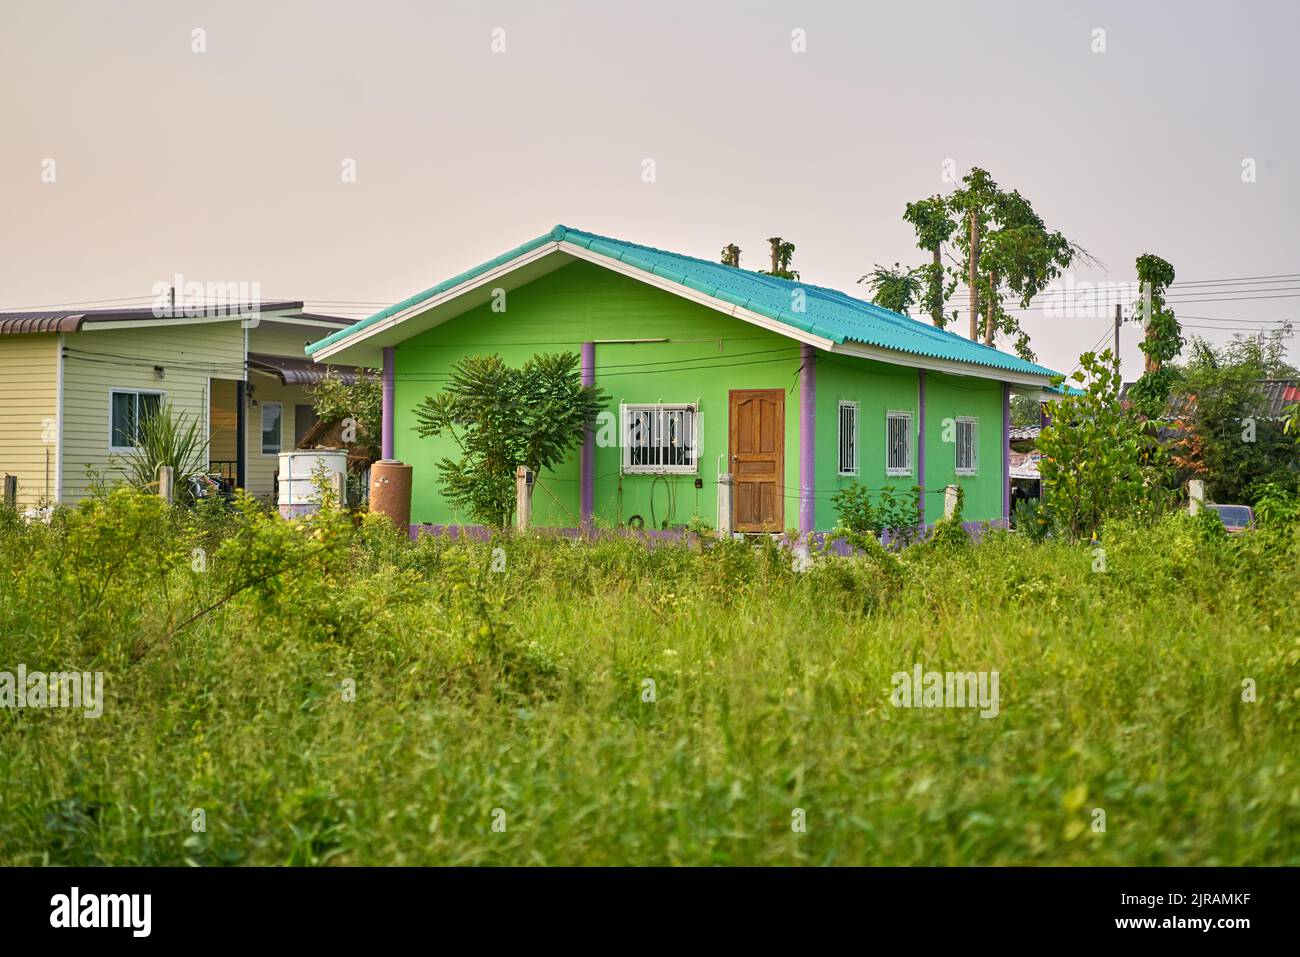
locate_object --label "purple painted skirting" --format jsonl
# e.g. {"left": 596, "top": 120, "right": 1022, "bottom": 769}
{"left": 381, "top": 346, "right": 396, "bottom": 461}
{"left": 409, "top": 524, "right": 689, "bottom": 545}
{"left": 917, "top": 370, "right": 927, "bottom": 524}
{"left": 408, "top": 519, "right": 1008, "bottom": 548}
{"left": 1002, "top": 383, "right": 1011, "bottom": 523}
{"left": 580, "top": 341, "right": 595, "bottom": 531}
{"left": 799, "top": 343, "right": 816, "bottom": 536}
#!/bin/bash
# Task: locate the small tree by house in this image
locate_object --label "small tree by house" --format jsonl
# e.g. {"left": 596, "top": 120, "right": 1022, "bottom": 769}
{"left": 413, "top": 352, "right": 605, "bottom": 527}
{"left": 1037, "top": 349, "right": 1168, "bottom": 539}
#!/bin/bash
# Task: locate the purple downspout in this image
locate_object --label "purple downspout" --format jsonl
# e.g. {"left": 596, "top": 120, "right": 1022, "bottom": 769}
{"left": 580, "top": 341, "right": 595, "bottom": 531}
{"left": 799, "top": 343, "right": 816, "bottom": 536}
{"left": 917, "top": 370, "right": 927, "bottom": 525}
{"left": 1002, "top": 382, "right": 1011, "bottom": 524}
{"left": 381, "top": 346, "right": 396, "bottom": 461}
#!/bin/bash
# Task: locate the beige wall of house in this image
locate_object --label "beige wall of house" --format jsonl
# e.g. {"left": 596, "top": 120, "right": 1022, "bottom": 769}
{"left": 247, "top": 322, "right": 321, "bottom": 358}
{"left": 2, "top": 314, "right": 347, "bottom": 509}
{"left": 60, "top": 319, "right": 246, "bottom": 502}
{"left": 244, "top": 371, "right": 317, "bottom": 501}
{"left": 0, "top": 333, "right": 61, "bottom": 508}
{"left": 209, "top": 378, "right": 240, "bottom": 466}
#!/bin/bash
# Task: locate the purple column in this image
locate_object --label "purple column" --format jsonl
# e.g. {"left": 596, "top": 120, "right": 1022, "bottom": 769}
{"left": 799, "top": 343, "right": 816, "bottom": 536}
{"left": 1002, "top": 382, "right": 1011, "bottom": 524}
{"left": 580, "top": 341, "right": 595, "bottom": 530}
{"left": 917, "top": 370, "right": 926, "bottom": 525}
{"left": 381, "top": 345, "right": 395, "bottom": 461}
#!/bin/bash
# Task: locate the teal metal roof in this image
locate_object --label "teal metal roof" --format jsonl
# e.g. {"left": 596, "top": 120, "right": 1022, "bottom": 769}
{"left": 307, "top": 224, "right": 1060, "bottom": 380}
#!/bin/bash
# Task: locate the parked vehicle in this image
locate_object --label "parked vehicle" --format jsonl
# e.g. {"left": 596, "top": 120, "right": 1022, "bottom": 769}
{"left": 1205, "top": 503, "right": 1255, "bottom": 533}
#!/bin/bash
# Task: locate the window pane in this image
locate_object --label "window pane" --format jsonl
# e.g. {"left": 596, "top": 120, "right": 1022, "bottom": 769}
{"left": 138, "top": 392, "right": 162, "bottom": 426}
{"left": 262, "top": 402, "right": 282, "bottom": 454}
{"left": 624, "top": 405, "right": 697, "bottom": 472}
{"left": 111, "top": 393, "right": 135, "bottom": 448}
{"left": 839, "top": 405, "right": 855, "bottom": 472}
{"left": 956, "top": 420, "right": 975, "bottom": 471}
{"left": 887, "top": 414, "right": 910, "bottom": 472}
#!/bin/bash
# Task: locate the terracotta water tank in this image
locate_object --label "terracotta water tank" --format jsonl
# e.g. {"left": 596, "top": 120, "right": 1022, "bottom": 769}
{"left": 369, "top": 459, "right": 413, "bottom": 532}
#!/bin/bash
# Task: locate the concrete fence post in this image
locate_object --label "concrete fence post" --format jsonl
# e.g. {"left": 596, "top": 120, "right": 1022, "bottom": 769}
{"left": 717, "top": 472, "right": 733, "bottom": 539}
{"left": 331, "top": 470, "right": 347, "bottom": 508}
{"left": 515, "top": 466, "right": 533, "bottom": 532}
{"left": 158, "top": 466, "right": 175, "bottom": 505}
{"left": 943, "top": 484, "right": 959, "bottom": 520}
{"left": 1188, "top": 479, "right": 1204, "bottom": 516}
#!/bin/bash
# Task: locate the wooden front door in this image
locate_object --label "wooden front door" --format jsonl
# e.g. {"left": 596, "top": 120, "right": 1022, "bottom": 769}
{"left": 729, "top": 389, "right": 785, "bottom": 533}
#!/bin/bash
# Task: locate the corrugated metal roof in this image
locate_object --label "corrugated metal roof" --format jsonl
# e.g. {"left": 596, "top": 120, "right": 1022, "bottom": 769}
{"left": 1120, "top": 378, "right": 1300, "bottom": 418}
{"left": 0, "top": 301, "right": 305, "bottom": 336}
{"left": 306, "top": 225, "right": 1061, "bottom": 380}
{"left": 248, "top": 353, "right": 359, "bottom": 386}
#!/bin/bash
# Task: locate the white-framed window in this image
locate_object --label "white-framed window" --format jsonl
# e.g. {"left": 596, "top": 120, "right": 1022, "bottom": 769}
{"left": 621, "top": 403, "right": 699, "bottom": 474}
{"left": 109, "top": 389, "right": 164, "bottom": 450}
{"left": 261, "top": 401, "right": 283, "bottom": 455}
{"left": 885, "top": 410, "right": 913, "bottom": 476}
{"left": 955, "top": 416, "right": 977, "bottom": 475}
{"left": 838, "top": 401, "right": 858, "bottom": 475}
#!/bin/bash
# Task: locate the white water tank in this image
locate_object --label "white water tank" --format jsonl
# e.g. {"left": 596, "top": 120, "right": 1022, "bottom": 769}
{"left": 277, "top": 449, "right": 348, "bottom": 518}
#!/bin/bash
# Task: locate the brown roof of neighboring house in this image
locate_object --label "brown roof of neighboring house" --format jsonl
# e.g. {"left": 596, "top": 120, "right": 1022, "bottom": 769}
{"left": 248, "top": 352, "right": 362, "bottom": 386}
{"left": 0, "top": 301, "right": 306, "bottom": 335}
{"left": 1120, "top": 379, "right": 1300, "bottom": 419}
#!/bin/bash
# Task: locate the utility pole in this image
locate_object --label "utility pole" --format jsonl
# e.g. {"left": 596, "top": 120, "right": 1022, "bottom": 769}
{"left": 1114, "top": 303, "right": 1122, "bottom": 368}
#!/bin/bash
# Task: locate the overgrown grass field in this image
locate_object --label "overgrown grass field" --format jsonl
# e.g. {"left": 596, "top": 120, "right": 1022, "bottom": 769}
{"left": 1, "top": 489, "right": 1297, "bottom": 865}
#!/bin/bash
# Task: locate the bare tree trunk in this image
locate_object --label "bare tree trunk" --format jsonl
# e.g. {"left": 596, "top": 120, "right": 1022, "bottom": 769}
{"left": 983, "top": 271, "right": 998, "bottom": 345}
{"left": 1144, "top": 325, "right": 1159, "bottom": 375}
{"left": 967, "top": 212, "right": 980, "bottom": 340}
{"left": 930, "top": 246, "right": 943, "bottom": 326}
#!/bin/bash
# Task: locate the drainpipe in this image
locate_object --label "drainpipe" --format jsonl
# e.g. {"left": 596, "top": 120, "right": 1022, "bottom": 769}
{"left": 799, "top": 343, "right": 816, "bottom": 538}
{"left": 580, "top": 341, "right": 595, "bottom": 532}
{"left": 381, "top": 346, "right": 395, "bottom": 461}
{"left": 917, "top": 370, "right": 926, "bottom": 526}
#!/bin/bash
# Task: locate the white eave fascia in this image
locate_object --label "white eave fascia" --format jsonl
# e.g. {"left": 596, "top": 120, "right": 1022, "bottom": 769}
{"left": 85, "top": 307, "right": 305, "bottom": 332}
{"left": 308, "top": 242, "right": 566, "bottom": 362}
{"left": 831, "top": 340, "right": 1056, "bottom": 388}
{"left": 558, "top": 241, "right": 836, "bottom": 351}
{"left": 309, "top": 239, "right": 838, "bottom": 363}
{"left": 259, "top": 316, "right": 355, "bottom": 330}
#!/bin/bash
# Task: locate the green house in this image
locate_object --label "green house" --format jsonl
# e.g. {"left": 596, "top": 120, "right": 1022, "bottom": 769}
{"left": 308, "top": 226, "right": 1062, "bottom": 535}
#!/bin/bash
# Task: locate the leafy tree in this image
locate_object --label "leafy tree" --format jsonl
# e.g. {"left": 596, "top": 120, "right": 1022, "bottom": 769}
{"left": 860, "top": 262, "right": 924, "bottom": 314}
{"left": 1010, "top": 394, "right": 1042, "bottom": 428}
{"left": 310, "top": 368, "right": 382, "bottom": 458}
{"left": 1170, "top": 338, "right": 1299, "bottom": 504}
{"left": 903, "top": 196, "right": 958, "bottom": 327}
{"left": 720, "top": 243, "right": 741, "bottom": 268}
{"left": 902, "top": 168, "right": 1087, "bottom": 360}
{"left": 412, "top": 353, "right": 605, "bottom": 527}
{"left": 1037, "top": 349, "right": 1168, "bottom": 539}
{"left": 1125, "top": 254, "right": 1183, "bottom": 417}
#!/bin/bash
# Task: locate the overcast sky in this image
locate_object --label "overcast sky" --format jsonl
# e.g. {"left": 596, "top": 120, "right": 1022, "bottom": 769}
{"left": 3, "top": 0, "right": 1296, "bottom": 378}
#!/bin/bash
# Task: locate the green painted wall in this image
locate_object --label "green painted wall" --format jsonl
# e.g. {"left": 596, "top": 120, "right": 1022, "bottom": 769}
{"left": 393, "top": 260, "right": 804, "bottom": 529}
{"left": 392, "top": 259, "right": 1008, "bottom": 530}
{"left": 813, "top": 351, "right": 920, "bottom": 530}
{"left": 922, "top": 372, "right": 1005, "bottom": 524}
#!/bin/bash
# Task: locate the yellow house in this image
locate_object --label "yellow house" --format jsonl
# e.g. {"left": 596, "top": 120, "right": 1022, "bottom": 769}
{"left": 0, "top": 302, "right": 359, "bottom": 510}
